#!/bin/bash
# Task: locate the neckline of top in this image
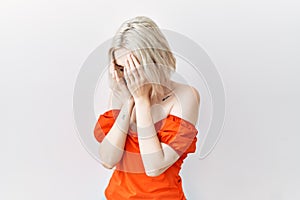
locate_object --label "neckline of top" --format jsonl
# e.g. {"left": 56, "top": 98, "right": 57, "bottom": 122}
{"left": 105, "top": 109, "right": 197, "bottom": 131}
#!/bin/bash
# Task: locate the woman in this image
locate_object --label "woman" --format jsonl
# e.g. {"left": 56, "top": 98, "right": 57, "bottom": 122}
{"left": 94, "top": 16, "right": 200, "bottom": 200}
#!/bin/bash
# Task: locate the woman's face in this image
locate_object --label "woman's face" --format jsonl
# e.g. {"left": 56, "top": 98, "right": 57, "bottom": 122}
{"left": 111, "top": 48, "right": 131, "bottom": 79}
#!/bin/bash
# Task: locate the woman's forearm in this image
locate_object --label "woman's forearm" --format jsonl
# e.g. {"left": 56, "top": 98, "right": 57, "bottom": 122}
{"left": 135, "top": 99, "right": 179, "bottom": 176}
{"left": 99, "top": 99, "right": 134, "bottom": 169}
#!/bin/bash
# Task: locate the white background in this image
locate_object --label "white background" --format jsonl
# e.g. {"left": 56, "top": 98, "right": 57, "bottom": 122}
{"left": 1, "top": 0, "right": 299, "bottom": 199}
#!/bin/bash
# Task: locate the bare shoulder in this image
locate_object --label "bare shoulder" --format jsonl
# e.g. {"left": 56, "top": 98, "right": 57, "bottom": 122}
{"left": 170, "top": 82, "right": 200, "bottom": 126}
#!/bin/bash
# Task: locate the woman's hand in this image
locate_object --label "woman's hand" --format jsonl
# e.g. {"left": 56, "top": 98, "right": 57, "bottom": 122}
{"left": 110, "top": 60, "right": 133, "bottom": 103}
{"left": 124, "top": 53, "right": 152, "bottom": 101}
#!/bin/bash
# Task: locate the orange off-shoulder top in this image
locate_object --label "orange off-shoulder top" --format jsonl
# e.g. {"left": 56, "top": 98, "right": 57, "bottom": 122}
{"left": 94, "top": 109, "right": 198, "bottom": 200}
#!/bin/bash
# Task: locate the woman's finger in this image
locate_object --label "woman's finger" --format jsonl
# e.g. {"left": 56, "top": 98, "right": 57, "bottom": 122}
{"left": 112, "top": 69, "right": 115, "bottom": 79}
{"left": 112, "top": 70, "right": 121, "bottom": 92}
{"left": 125, "top": 58, "right": 134, "bottom": 84}
{"left": 131, "top": 54, "right": 146, "bottom": 80}
{"left": 136, "top": 65, "right": 147, "bottom": 82}
{"left": 124, "top": 61, "right": 131, "bottom": 85}
{"left": 114, "top": 70, "right": 120, "bottom": 82}
{"left": 127, "top": 54, "right": 135, "bottom": 70}
{"left": 109, "top": 60, "right": 115, "bottom": 77}
{"left": 130, "top": 53, "right": 140, "bottom": 67}
{"left": 127, "top": 54, "right": 140, "bottom": 80}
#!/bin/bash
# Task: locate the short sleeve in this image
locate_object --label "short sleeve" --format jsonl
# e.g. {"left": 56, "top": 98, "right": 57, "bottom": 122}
{"left": 94, "top": 109, "right": 120, "bottom": 143}
{"left": 157, "top": 115, "right": 198, "bottom": 156}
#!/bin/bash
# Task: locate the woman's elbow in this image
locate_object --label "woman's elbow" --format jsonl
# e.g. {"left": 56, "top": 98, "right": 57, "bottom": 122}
{"left": 98, "top": 148, "right": 115, "bottom": 169}
{"left": 100, "top": 161, "right": 115, "bottom": 169}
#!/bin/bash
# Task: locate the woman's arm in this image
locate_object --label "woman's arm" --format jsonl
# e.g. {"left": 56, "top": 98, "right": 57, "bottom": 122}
{"left": 99, "top": 98, "right": 134, "bottom": 169}
{"left": 134, "top": 87, "right": 200, "bottom": 177}
{"left": 134, "top": 98, "right": 179, "bottom": 176}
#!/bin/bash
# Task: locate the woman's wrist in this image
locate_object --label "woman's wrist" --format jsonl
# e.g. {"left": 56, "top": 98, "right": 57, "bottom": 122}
{"left": 126, "top": 97, "right": 135, "bottom": 110}
{"left": 134, "top": 96, "right": 150, "bottom": 105}
{"left": 115, "top": 102, "right": 132, "bottom": 134}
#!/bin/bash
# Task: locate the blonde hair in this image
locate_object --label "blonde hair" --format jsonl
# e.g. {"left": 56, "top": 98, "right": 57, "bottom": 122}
{"left": 108, "top": 16, "right": 176, "bottom": 103}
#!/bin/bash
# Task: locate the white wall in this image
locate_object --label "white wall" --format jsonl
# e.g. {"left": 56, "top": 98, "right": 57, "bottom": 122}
{"left": 1, "top": 0, "right": 299, "bottom": 199}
